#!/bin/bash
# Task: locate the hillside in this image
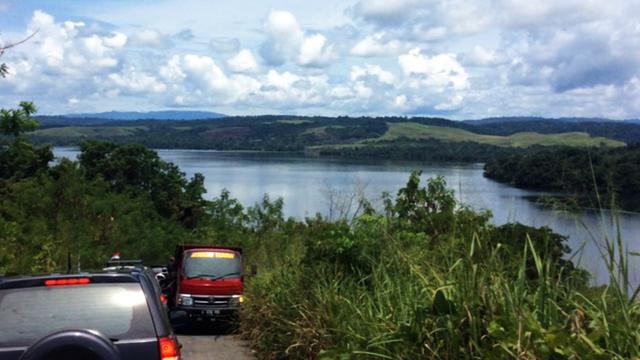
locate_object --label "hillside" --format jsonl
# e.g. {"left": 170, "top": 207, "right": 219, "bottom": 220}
{"left": 28, "top": 116, "right": 637, "bottom": 162}
{"left": 376, "top": 122, "right": 625, "bottom": 147}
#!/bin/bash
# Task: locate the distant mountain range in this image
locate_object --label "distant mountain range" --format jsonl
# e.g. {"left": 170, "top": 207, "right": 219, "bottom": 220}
{"left": 37, "top": 110, "right": 227, "bottom": 126}
{"left": 64, "top": 110, "right": 226, "bottom": 120}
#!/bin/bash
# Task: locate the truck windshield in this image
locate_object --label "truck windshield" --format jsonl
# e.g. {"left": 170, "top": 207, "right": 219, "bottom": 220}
{"left": 183, "top": 250, "right": 241, "bottom": 279}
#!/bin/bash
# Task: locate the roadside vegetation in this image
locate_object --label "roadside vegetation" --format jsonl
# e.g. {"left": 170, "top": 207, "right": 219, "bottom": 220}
{"left": 2, "top": 103, "right": 639, "bottom": 358}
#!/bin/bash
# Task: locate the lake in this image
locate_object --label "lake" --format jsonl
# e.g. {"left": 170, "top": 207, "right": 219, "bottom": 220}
{"left": 53, "top": 147, "right": 640, "bottom": 286}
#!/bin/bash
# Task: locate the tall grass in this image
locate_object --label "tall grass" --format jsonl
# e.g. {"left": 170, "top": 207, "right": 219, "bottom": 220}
{"left": 238, "top": 173, "right": 640, "bottom": 359}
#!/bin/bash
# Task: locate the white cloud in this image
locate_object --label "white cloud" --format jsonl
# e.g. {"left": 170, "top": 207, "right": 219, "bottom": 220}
{"left": 298, "top": 34, "right": 335, "bottom": 67}
{"left": 350, "top": 64, "right": 395, "bottom": 85}
{"left": 350, "top": 33, "right": 403, "bottom": 57}
{"left": 159, "top": 55, "right": 186, "bottom": 82}
{"left": 108, "top": 68, "right": 166, "bottom": 94}
{"left": 394, "top": 94, "right": 407, "bottom": 108}
{"left": 399, "top": 48, "right": 469, "bottom": 91}
{"left": 466, "top": 45, "right": 503, "bottom": 66}
{"left": 131, "top": 28, "right": 171, "bottom": 48}
{"left": 104, "top": 33, "right": 128, "bottom": 48}
{"left": 182, "top": 54, "right": 229, "bottom": 92}
{"left": 227, "top": 49, "right": 259, "bottom": 73}
{"left": 260, "top": 10, "right": 337, "bottom": 68}
{"left": 398, "top": 48, "right": 470, "bottom": 111}
{"left": 260, "top": 10, "right": 304, "bottom": 66}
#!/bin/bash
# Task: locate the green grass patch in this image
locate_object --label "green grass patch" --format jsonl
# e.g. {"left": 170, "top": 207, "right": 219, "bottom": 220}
{"left": 379, "top": 122, "right": 625, "bottom": 148}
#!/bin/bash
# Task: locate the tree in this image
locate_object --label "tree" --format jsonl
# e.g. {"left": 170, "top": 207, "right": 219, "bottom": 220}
{"left": 0, "top": 101, "right": 39, "bottom": 137}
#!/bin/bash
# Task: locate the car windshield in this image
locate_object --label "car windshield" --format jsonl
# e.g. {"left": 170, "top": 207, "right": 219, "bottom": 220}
{"left": 183, "top": 250, "right": 241, "bottom": 279}
{"left": 0, "top": 283, "right": 156, "bottom": 347}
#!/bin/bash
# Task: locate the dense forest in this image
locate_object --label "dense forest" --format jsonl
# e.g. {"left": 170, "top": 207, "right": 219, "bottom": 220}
{"left": 484, "top": 145, "right": 640, "bottom": 212}
{"left": 2, "top": 102, "right": 640, "bottom": 358}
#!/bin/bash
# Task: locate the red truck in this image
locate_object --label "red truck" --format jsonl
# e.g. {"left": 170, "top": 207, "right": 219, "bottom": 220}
{"left": 170, "top": 245, "right": 245, "bottom": 323}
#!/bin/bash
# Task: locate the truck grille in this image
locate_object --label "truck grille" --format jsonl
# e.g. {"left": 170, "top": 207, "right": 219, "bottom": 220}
{"left": 191, "top": 295, "right": 234, "bottom": 308}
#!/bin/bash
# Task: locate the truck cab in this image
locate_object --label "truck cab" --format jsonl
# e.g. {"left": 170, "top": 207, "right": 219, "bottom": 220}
{"left": 171, "top": 245, "right": 244, "bottom": 323}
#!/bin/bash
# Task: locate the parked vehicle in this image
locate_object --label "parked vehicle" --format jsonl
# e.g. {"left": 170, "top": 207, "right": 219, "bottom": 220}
{"left": 0, "top": 268, "right": 185, "bottom": 360}
{"left": 170, "top": 245, "right": 244, "bottom": 323}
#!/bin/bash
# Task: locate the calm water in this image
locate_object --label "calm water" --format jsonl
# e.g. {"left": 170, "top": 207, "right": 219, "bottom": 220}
{"left": 53, "top": 147, "right": 640, "bottom": 286}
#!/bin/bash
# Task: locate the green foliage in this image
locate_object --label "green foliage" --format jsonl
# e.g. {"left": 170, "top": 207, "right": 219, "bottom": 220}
{"left": 0, "top": 138, "right": 52, "bottom": 180}
{"left": 1, "top": 101, "right": 39, "bottom": 137}
{"left": 78, "top": 140, "right": 207, "bottom": 227}
{"left": 0, "top": 63, "right": 7, "bottom": 78}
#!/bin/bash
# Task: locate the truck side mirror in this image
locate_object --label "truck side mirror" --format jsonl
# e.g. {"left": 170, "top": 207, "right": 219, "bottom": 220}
{"left": 251, "top": 265, "right": 258, "bottom": 276}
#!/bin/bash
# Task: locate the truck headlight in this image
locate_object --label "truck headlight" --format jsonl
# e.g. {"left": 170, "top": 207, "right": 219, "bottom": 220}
{"left": 231, "top": 295, "right": 244, "bottom": 305}
{"left": 178, "top": 294, "right": 193, "bottom": 306}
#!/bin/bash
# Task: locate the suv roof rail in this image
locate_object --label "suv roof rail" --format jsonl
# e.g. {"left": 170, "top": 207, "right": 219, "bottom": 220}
{"left": 107, "top": 259, "right": 144, "bottom": 266}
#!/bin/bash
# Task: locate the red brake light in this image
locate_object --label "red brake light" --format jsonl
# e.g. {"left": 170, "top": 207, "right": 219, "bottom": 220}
{"left": 159, "top": 336, "right": 180, "bottom": 360}
{"left": 160, "top": 293, "right": 168, "bottom": 304}
{"left": 45, "top": 278, "right": 91, "bottom": 286}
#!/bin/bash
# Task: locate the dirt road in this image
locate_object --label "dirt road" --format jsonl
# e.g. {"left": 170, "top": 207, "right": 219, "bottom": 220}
{"left": 177, "top": 325, "right": 255, "bottom": 360}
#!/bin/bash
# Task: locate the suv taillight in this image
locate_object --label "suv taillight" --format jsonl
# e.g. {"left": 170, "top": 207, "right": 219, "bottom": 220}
{"left": 159, "top": 336, "right": 180, "bottom": 360}
{"left": 45, "top": 278, "right": 90, "bottom": 286}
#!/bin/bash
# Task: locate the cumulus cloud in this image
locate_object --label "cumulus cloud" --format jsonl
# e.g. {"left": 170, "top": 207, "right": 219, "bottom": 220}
{"left": 398, "top": 48, "right": 470, "bottom": 111}
{"left": 260, "top": 10, "right": 304, "bottom": 66}
{"left": 227, "top": 49, "right": 259, "bottom": 73}
{"left": 108, "top": 67, "right": 166, "bottom": 94}
{"left": 131, "top": 28, "right": 171, "bottom": 48}
{"left": 350, "top": 33, "right": 404, "bottom": 57}
{"left": 465, "top": 46, "right": 504, "bottom": 67}
{"left": 350, "top": 64, "right": 395, "bottom": 85}
{"left": 25, "top": 10, "right": 124, "bottom": 71}
{"left": 260, "top": 10, "right": 337, "bottom": 68}
{"left": 298, "top": 34, "right": 336, "bottom": 67}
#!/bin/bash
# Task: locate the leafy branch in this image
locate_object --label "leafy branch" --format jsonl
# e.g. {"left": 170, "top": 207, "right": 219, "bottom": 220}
{"left": 0, "top": 30, "right": 38, "bottom": 78}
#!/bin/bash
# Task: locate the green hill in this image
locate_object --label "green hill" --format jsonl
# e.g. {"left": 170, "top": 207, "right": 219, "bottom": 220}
{"left": 376, "top": 122, "right": 625, "bottom": 148}
{"left": 32, "top": 126, "right": 145, "bottom": 138}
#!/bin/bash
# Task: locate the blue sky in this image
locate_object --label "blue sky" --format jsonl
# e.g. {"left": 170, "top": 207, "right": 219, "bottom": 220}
{"left": 0, "top": 0, "right": 638, "bottom": 119}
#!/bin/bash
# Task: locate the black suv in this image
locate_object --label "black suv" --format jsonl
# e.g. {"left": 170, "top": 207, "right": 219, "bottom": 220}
{"left": 0, "top": 268, "right": 184, "bottom": 360}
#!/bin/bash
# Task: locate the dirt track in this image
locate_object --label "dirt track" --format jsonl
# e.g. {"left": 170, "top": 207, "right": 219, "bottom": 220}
{"left": 177, "top": 325, "right": 255, "bottom": 360}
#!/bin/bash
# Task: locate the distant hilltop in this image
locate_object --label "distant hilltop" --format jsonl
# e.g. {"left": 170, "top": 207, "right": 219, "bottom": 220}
{"left": 59, "top": 110, "right": 226, "bottom": 121}
{"left": 463, "top": 116, "right": 640, "bottom": 125}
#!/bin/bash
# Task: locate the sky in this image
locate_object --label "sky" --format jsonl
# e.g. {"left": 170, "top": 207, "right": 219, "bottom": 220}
{"left": 0, "top": 0, "right": 639, "bottom": 119}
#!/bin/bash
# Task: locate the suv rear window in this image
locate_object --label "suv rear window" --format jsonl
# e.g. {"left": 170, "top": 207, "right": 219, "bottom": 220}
{"left": 0, "top": 283, "right": 156, "bottom": 347}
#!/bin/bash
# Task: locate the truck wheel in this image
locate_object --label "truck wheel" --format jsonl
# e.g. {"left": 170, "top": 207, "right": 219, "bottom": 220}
{"left": 19, "top": 329, "right": 121, "bottom": 360}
